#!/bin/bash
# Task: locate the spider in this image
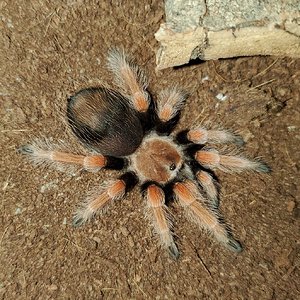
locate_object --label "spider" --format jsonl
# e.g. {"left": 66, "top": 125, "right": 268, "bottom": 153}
{"left": 20, "top": 49, "right": 270, "bottom": 259}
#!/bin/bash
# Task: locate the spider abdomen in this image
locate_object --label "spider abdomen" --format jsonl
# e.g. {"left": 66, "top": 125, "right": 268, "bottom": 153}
{"left": 67, "top": 87, "right": 144, "bottom": 157}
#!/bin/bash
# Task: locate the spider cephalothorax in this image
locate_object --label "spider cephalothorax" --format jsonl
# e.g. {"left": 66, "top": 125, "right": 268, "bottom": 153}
{"left": 20, "top": 49, "right": 270, "bottom": 259}
{"left": 130, "top": 134, "right": 184, "bottom": 184}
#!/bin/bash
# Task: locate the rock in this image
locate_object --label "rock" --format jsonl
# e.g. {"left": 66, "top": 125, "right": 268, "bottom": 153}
{"left": 155, "top": 0, "right": 300, "bottom": 69}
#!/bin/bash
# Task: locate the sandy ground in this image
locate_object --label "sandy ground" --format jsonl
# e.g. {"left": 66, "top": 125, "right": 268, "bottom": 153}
{"left": 1, "top": 1, "right": 299, "bottom": 299}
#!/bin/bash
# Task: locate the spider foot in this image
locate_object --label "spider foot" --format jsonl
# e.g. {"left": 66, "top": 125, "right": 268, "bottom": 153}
{"left": 168, "top": 242, "right": 180, "bottom": 260}
{"left": 226, "top": 236, "right": 243, "bottom": 253}
{"left": 72, "top": 215, "right": 85, "bottom": 227}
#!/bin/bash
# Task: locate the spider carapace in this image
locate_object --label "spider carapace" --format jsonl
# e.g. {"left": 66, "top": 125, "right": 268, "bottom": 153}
{"left": 20, "top": 49, "right": 270, "bottom": 259}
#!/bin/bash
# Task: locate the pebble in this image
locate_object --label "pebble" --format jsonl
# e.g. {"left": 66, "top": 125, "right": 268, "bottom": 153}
{"left": 92, "top": 236, "right": 101, "bottom": 244}
{"left": 287, "top": 125, "right": 297, "bottom": 132}
{"left": 201, "top": 75, "right": 209, "bottom": 82}
{"left": 135, "top": 274, "right": 141, "bottom": 283}
{"left": 253, "top": 119, "right": 261, "bottom": 128}
{"left": 14, "top": 207, "right": 22, "bottom": 215}
{"left": 215, "top": 93, "right": 228, "bottom": 102}
{"left": 287, "top": 200, "right": 295, "bottom": 213}
{"left": 128, "top": 236, "right": 134, "bottom": 248}
{"left": 276, "top": 87, "right": 288, "bottom": 97}
{"left": 13, "top": 107, "right": 27, "bottom": 124}
{"left": 274, "top": 252, "right": 290, "bottom": 269}
{"left": 293, "top": 207, "right": 300, "bottom": 219}
{"left": 120, "top": 226, "right": 129, "bottom": 237}
{"left": 242, "top": 129, "right": 254, "bottom": 142}
{"left": 40, "top": 182, "right": 58, "bottom": 193}
{"left": 48, "top": 284, "right": 58, "bottom": 291}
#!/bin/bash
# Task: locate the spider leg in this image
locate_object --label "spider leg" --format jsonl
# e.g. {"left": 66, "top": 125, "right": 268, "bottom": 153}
{"left": 73, "top": 179, "right": 125, "bottom": 227}
{"left": 155, "top": 87, "right": 188, "bottom": 134}
{"left": 195, "top": 149, "right": 270, "bottom": 173}
{"left": 196, "top": 170, "right": 219, "bottom": 207}
{"left": 173, "top": 180, "right": 242, "bottom": 252}
{"left": 107, "top": 48, "right": 150, "bottom": 113}
{"left": 145, "top": 184, "right": 179, "bottom": 259}
{"left": 73, "top": 172, "right": 138, "bottom": 227}
{"left": 19, "top": 144, "right": 125, "bottom": 172}
{"left": 177, "top": 127, "right": 243, "bottom": 145}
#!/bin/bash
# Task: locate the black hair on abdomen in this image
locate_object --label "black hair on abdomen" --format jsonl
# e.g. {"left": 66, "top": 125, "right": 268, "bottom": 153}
{"left": 67, "top": 87, "right": 144, "bottom": 157}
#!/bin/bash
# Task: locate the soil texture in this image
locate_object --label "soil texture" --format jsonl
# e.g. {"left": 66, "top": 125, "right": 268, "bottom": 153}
{"left": 1, "top": 1, "right": 299, "bottom": 299}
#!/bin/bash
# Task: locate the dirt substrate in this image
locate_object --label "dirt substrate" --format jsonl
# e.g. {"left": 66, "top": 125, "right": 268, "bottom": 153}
{"left": 1, "top": 1, "right": 299, "bottom": 299}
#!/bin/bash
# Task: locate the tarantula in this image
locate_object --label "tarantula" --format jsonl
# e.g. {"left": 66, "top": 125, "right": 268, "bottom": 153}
{"left": 20, "top": 49, "right": 269, "bottom": 259}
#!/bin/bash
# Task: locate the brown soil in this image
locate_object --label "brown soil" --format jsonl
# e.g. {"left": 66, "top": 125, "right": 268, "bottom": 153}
{"left": 1, "top": 1, "right": 299, "bottom": 299}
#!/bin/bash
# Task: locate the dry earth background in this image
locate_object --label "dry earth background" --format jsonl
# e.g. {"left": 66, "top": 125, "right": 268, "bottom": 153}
{"left": 1, "top": 1, "right": 299, "bottom": 299}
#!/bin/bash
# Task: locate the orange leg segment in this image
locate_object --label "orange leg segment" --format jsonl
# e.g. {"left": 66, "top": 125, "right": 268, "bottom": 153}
{"left": 19, "top": 143, "right": 107, "bottom": 172}
{"left": 156, "top": 88, "right": 187, "bottom": 122}
{"left": 196, "top": 170, "right": 219, "bottom": 206}
{"left": 73, "top": 179, "right": 126, "bottom": 227}
{"left": 173, "top": 180, "right": 242, "bottom": 252}
{"left": 187, "top": 128, "right": 243, "bottom": 145}
{"left": 51, "top": 151, "right": 107, "bottom": 171}
{"left": 107, "top": 48, "right": 150, "bottom": 112}
{"left": 146, "top": 185, "right": 179, "bottom": 259}
{"left": 195, "top": 150, "right": 270, "bottom": 173}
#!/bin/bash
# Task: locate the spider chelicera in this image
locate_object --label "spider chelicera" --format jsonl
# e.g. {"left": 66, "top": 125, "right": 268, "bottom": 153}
{"left": 20, "top": 49, "right": 270, "bottom": 259}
